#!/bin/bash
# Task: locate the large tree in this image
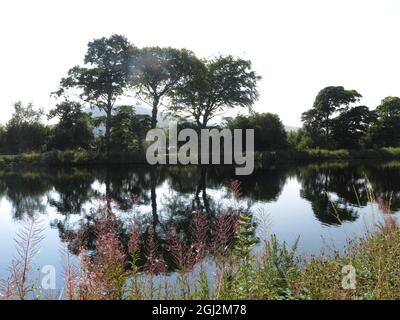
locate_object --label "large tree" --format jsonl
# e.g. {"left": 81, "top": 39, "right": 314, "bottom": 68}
{"left": 368, "top": 96, "right": 400, "bottom": 147}
{"left": 301, "top": 86, "right": 362, "bottom": 148}
{"left": 169, "top": 55, "right": 260, "bottom": 129}
{"left": 48, "top": 101, "right": 94, "bottom": 150}
{"left": 55, "top": 34, "right": 134, "bottom": 152}
{"left": 129, "top": 47, "right": 201, "bottom": 128}
{"left": 332, "top": 105, "right": 376, "bottom": 149}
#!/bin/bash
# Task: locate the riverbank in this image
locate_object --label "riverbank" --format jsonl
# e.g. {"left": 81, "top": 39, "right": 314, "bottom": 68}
{"left": 0, "top": 149, "right": 147, "bottom": 169}
{"left": 1, "top": 148, "right": 400, "bottom": 169}
{"left": 255, "top": 147, "right": 400, "bottom": 166}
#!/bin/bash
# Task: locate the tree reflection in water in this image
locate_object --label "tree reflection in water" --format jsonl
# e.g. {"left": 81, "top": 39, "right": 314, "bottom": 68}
{"left": 0, "top": 161, "right": 399, "bottom": 272}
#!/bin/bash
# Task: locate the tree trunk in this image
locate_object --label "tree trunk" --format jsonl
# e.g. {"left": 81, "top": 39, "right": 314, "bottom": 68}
{"left": 325, "top": 113, "right": 330, "bottom": 148}
{"left": 105, "top": 107, "right": 112, "bottom": 154}
{"left": 201, "top": 114, "right": 208, "bottom": 129}
{"left": 151, "top": 97, "right": 159, "bottom": 129}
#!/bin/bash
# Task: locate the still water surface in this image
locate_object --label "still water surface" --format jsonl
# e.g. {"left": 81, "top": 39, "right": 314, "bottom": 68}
{"left": 0, "top": 161, "right": 399, "bottom": 288}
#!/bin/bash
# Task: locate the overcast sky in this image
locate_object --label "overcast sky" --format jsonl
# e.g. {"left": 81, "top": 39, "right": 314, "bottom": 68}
{"left": 0, "top": 0, "right": 399, "bottom": 126}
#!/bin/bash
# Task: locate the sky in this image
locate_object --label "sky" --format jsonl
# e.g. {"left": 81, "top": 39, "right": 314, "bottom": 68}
{"left": 0, "top": 0, "right": 399, "bottom": 127}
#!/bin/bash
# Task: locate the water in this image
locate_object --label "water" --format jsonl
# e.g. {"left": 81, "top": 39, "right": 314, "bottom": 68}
{"left": 0, "top": 161, "right": 399, "bottom": 290}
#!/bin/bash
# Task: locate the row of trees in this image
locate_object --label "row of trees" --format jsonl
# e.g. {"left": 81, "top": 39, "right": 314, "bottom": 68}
{"left": 0, "top": 101, "right": 287, "bottom": 154}
{"left": 299, "top": 86, "right": 400, "bottom": 149}
{"left": 224, "top": 87, "right": 400, "bottom": 151}
{"left": 0, "top": 34, "right": 261, "bottom": 155}
{"left": 2, "top": 90, "right": 398, "bottom": 154}
{"left": 54, "top": 34, "right": 260, "bottom": 153}
{"left": 1, "top": 35, "right": 399, "bottom": 154}
{"left": 0, "top": 35, "right": 260, "bottom": 153}
{"left": 0, "top": 101, "right": 152, "bottom": 154}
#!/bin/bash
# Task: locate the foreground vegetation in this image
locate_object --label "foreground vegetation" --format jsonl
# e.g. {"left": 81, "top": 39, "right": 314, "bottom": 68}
{"left": 1, "top": 184, "right": 399, "bottom": 300}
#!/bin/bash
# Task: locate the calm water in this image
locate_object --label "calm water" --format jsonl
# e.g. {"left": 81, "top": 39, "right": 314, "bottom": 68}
{"left": 1, "top": 161, "right": 399, "bottom": 290}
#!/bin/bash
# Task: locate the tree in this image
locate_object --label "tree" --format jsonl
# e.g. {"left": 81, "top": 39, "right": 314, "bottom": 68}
{"left": 301, "top": 86, "right": 362, "bottom": 148}
{"left": 225, "top": 112, "right": 287, "bottom": 150}
{"left": 109, "top": 105, "right": 151, "bottom": 152}
{"left": 287, "top": 129, "right": 305, "bottom": 149}
{"left": 129, "top": 47, "right": 201, "bottom": 128}
{"left": 0, "top": 125, "right": 6, "bottom": 153}
{"left": 48, "top": 101, "right": 94, "bottom": 150}
{"left": 368, "top": 96, "right": 400, "bottom": 147}
{"left": 5, "top": 102, "right": 50, "bottom": 154}
{"left": 332, "top": 105, "right": 376, "bottom": 149}
{"left": 55, "top": 34, "right": 134, "bottom": 152}
{"left": 169, "top": 55, "right": 260, "bottom": 129}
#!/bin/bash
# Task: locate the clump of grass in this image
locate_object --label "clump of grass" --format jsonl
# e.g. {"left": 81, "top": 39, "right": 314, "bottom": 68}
{"left": 294, "top": 219, "right": 400, "bottom": 300}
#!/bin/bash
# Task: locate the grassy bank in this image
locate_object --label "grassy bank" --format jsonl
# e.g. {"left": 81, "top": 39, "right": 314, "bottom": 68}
{"left": 256, "top": 147, "right": 400, "bottom": 166}
{"left": 1, "top": 148, "right": 400, "bottom": 169}
{"left": 0, "top": 150, "right": 147, "bottom": 169}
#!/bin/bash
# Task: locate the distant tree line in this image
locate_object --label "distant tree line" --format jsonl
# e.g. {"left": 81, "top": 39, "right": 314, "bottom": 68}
{"left": 224, "top": 86, "right": 400, "bottom": 151}
{"left": 0, "top": 35, "right": 399, "bottom": 155}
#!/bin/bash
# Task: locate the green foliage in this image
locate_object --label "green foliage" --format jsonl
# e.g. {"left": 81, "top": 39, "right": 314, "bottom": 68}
{"left": 265, "top": 235, "right": 299, "bottom": 291}
{"left": 0, "top": 125, "right": 8, "bottom": 154}
{"left": 301, "top": 86, "right": 362, "bottom": 148}
{"left": 225, "top": 112, "right": 288, "bottom": 150}
{"left": 368, "top": 97, "right": 400, "bottom": 147}
{"left": 169, "top": 55, "right": 260, "bottom": 128}
{"left": 299, "top": 89, "right": 400, "bottom": 150}
{"left": 55, "top": 34, "right": 134, "bottom": 152}
{"left": 129, "top": 47, "right": 201, "bottom": 128}
{"left": 332, "top": 106, "right": 376, "bottom": 149}
{"left": 234, "top": 212, "right": 258, "bottom": 259}
{"left": 255, "top": 148, "right": 400, "bottom": 167}
{"left": 48, "top": 101, "right": 94, "bottom": 150}
{"left": 109, "top": 105, "right": 151, "bottom": 152}
{"left": 4, "top": 102, "right": 50, "bottom": 154}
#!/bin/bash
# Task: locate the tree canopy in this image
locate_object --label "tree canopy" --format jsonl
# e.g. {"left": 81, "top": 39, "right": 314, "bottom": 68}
{"left": 168, "top": 55, "right": 261, "bottom": 129}
{"left": 301, "top": 86, "right": 362, "bottom": 148}
{"left": 55, "top": 34, "right": 134, "bottom": 152}
{"left": 48, "top": 101, "right": 94, "bottom": 150}
{"left": 225, "top": 112, "right": 287, "bottom": 150}
{"left": 4, "top": 102, "right": 49, "bottom": 154}
{"left": 368, "top": 97, "right": 400, "bottom": 147}
{"left": 129, "top": 47, "right": 202, "bottom": 128}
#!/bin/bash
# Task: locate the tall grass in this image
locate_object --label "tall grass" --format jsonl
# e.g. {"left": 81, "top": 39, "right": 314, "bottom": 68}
{"left": 0, "top": 217, "right": 44, "bottom": 300}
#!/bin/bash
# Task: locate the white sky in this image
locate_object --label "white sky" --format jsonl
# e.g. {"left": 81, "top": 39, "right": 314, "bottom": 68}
{"left": 0, "top": 0, "right": 399, "bottom": 127}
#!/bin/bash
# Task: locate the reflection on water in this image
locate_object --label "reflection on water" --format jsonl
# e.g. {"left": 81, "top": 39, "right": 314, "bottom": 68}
{"left": 0, "top": 161, "right": 400, "bottom": 280}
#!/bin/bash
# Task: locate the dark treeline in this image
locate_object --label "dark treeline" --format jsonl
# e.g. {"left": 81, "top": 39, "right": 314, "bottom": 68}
{"left": 1, "top": 35, "right": 399, "bottom": 156}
